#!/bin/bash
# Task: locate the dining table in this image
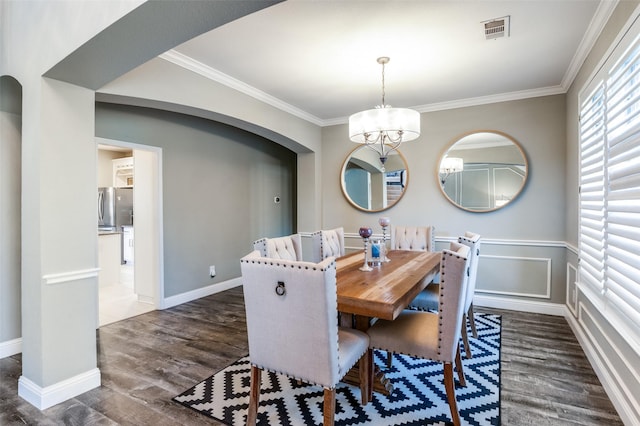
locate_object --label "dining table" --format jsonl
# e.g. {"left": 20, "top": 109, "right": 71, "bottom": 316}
{"left": 335, "top": 249, "right": 441, "bottom": 400}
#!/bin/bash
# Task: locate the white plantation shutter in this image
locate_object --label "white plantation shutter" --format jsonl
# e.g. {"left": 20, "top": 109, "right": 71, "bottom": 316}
{"left": 604, "top": 36, "right": 640, "bottom": 325}
{"left": 579, "top": 83, "right": 606, "bottom": 291}
{"left": 579, "top": 25, "right": 640, "bottom": 330}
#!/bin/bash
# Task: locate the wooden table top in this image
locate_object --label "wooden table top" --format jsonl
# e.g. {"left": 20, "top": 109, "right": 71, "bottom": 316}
{"left": 336, "top": 249, "right": 440, "bottom": 321}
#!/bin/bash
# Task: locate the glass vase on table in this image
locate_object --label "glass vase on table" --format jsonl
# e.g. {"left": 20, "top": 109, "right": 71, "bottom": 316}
{"left": 370, "top": 238, "right": 383, "bottom": 267}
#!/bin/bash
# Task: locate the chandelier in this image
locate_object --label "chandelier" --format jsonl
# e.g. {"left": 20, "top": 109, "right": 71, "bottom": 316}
{"left": 439, "top": 157, "right": 464, "bottom": 184}
{"left": 349, "top": 57, "right": 420, "bottom": 170}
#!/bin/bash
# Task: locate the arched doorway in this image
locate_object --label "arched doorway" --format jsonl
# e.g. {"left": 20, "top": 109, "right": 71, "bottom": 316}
{"left": 0, "top": 75, "right": 23, "bottom": 357}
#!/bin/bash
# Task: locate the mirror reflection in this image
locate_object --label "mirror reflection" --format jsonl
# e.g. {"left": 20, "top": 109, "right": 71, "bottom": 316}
{"left": 439, "top": 131, "right": 528, "bottom": 212}
{"left": 341, "top": 146, "right": 408, "bottom": 212}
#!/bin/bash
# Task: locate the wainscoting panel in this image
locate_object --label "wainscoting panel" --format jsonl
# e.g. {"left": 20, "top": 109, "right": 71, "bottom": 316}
{"left": 476, "top": 254, "right": 551, "bottom": 299}
{"left": 307, "top": 234, "right": 566, "bottom": 305}
{"left": 571, "top": 301, "right": 640, "bottom": 424}
{"left": 566, "top": 262, "right": 578, "bottom": 317}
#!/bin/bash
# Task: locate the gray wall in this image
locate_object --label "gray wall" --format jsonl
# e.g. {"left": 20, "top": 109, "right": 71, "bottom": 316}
{"left": 0, "top": 76, "right": 22, "bottom": 345}
{"left": 323, "top": 96, "right": 566, "bottom": 239}
{"left": 96, "top": 93, "right": 570, "bottom": 305}
{"left": 95, "top": 103, "right": 297, "bottom": 297}
{"left": 322, "top": 95, "right": 568, "bottom": 306}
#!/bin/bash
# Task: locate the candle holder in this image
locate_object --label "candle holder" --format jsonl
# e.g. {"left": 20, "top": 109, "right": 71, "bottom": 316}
{"left": 358, "top": 226, "right": 373, "bottom": 272}
{"left": 378, "top": 217, "right": 391, "bottom": 262}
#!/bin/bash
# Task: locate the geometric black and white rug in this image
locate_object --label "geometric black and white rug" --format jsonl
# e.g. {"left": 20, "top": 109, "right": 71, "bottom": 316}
{"left": 173, "top": 313, "right": 501, "bottom": 425}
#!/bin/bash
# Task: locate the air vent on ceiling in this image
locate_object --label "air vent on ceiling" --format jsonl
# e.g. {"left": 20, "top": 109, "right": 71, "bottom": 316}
{"left": 483, "top": 15, "right": 510, "bottom": 40}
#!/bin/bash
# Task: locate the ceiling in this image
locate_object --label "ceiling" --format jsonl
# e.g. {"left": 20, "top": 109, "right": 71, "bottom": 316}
{"left": 161, "top": 0, "right": 610, "bottom": 127}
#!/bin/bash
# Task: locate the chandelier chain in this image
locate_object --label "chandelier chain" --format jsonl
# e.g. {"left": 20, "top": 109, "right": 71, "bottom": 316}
{"left": 381, "top": 60, "right": 386, "bottom": 106}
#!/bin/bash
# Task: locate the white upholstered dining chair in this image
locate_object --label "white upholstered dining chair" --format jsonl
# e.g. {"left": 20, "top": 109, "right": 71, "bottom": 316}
{"left": 410, "top": 232, "right": 482, "bottom": 359}
{"left": 391, "top": 225, "right": 436, "bottom": 252}
{"left": 385, "top": 225, "right": 435, "bottom": 366}
{"left": 252, "top": 233, "right": 303, "bottom": 261}
{"left": 240, "top": 250, "right": 370, "bottom": 426}
{"left": 311, "top": 227, "right": 345, "bottom": 262}
{"left": 366, "top": 242, "right": 471, "bottom": 426}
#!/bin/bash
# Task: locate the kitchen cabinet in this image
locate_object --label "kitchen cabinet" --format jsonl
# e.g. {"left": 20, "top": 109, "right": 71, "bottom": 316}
{"left": 98, "top": 233, "right": 120, "bottom": 287}
{"left": 122, "top": 225, "right": 134, "bottom": 264}
{"left": 113, "top": 156, "right": 134, "bottom": 187}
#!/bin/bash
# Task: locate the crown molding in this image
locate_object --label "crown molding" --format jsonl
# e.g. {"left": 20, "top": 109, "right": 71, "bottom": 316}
{"left": 416, "top": 86, "right": 567, "bottom": 113}
{"left": 161, "top": 50, "right": 570, "bottom": 128}
{"left": 322, "top": 85, "right": 568, "bottom": 126}
{"left": 561, "top": 0, "right": 619, "bottom": 90}
{"left": 159, "top": 50, "right": 324, "bottom": 126}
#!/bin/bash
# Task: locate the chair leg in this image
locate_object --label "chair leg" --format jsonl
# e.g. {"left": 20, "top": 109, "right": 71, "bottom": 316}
{"left": 443, "top": 363, "right": 461, "bottom": 426}
{"left": 468, "top": 304, "right": 478, "bottom": 338}
{"left": 461, "top": 313, "right": 472, "bottom": 359}
{"left": 246, "top": 366, "right": 261, "bottom": 425}
{"left": 358, "top": 351, "right": 370, "bottom": 405}
{"left": 454, "top": 344, "right": 466, "bottom": 387}
{"left": 323, "top": 388, "right": 336, "bottom": 426}
{"left": 386, "top": 350, "right": 393, "bottom": 368}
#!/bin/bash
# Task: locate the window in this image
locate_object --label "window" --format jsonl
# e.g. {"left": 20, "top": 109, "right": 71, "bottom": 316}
{"left": 579, "top": 21, "right": 640, "bottom": 332}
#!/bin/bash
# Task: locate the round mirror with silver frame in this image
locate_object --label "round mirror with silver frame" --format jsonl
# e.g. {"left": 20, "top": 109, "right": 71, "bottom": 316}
{"left": 341, "top": 145, "right": 409, "bottom": 212}
{"left": 438, "top": 130, "right": 528, "bottom": 212}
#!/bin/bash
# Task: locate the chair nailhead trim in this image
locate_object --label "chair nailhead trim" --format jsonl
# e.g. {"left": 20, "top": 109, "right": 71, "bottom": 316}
{"left": 241, "top": 257, "right": 333, "bottom": 272}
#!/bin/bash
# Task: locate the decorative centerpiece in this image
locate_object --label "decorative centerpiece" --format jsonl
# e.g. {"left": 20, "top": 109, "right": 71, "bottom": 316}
{"left": 370, "top": 238, "right": 383, "bottom": 266}
{"left": 378, "top": 216, "right": 391, "bottom": 262}
{"left": 358, "top": 226, "right": 373, "bottom": 271}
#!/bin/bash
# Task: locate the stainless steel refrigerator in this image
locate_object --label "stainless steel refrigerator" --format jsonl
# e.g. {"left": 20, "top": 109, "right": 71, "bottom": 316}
{"left": 98, "top": 187, "right": 133, "bottom": 264}
{"left": 98, "top": 187, "right": 133, "bottom": 231}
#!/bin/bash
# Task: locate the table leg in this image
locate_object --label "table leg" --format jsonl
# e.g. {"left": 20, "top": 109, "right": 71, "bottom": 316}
{"left": 342, "top": 359, "right": 393, "bottom": 396}
{"left": 340, "top": 314, "right": 394, "bottom": 397}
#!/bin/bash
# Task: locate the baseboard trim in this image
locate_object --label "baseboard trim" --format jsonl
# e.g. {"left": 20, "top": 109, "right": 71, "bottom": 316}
{"left": 162, "top": 279, "right": 565, "bottom": 316}
{"left": 18, "top": 368, "right": 101, "bottom": 410}
{"left": 474, "top": 294, "right": 565, "bottom": 316}
{"left": 162, "top": 277, "right": 242, "bottom": 309}
{"left": 564, "top": 306, "right": 639, "bottom": 425}
{"left": 137, "top": 295, "right": 154, "bottom": 305}
{"left": 0, "top": 338, "right": 22, "bottom": 358}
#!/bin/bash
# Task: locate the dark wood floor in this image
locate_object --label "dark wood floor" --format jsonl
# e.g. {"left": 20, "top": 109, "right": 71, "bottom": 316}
{"left": 0, "top": 287, "right": 623, "bottom": 425}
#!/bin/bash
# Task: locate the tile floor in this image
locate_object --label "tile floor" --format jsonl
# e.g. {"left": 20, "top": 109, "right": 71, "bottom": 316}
{"left": 98, "top": 263, "right": 154, "bottom": 326}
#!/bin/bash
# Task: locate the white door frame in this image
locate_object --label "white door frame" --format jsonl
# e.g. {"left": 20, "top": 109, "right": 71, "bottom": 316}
{"left": 95, "top": 137, "right": 164, "bottom": 308}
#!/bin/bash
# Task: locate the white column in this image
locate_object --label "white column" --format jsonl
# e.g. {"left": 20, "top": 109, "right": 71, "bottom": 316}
{"left": 19, "top": 78, "right": 100, "bottom": 409}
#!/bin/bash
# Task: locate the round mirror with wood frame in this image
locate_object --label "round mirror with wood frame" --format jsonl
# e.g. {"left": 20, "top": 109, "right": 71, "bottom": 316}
{"left": 438, "top": 130, "right": 528, "bottom": 212}
{"left": 340, "top": 145, "right": 409, "bottom": 212}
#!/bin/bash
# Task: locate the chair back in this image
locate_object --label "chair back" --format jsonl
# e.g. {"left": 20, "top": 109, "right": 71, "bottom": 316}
{"left": 392, "top": 225, "right": 435, "bottom": 252}
{"left": 437, "top": 242, "right": 470, "bottom": 361}
{"left": 457, "top": 232, "right": 481, "bottom": 312}
{"left": 311, "top": 227, "right": 345, "bottom": 262}
{"left": 240, "top": 251, "right": 340, "bottom": 387}
{"left": 252, "top": 234, "right": 302, "bottom": 261}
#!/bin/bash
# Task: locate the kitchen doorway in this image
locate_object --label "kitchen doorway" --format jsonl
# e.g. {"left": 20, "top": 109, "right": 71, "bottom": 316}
{"left": 96, "top": 138, "right": 163, "bottom": 326}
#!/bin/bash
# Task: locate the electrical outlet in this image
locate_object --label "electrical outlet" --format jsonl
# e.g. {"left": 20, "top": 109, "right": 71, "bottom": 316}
{"left": 209, "top": 265, "right": 216, "bottom": 277}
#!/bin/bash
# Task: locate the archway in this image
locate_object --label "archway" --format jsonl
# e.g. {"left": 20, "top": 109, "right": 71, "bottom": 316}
{"left": 0, "top": 75, "right": 23, "bottom": 358}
